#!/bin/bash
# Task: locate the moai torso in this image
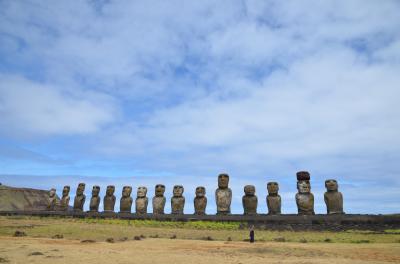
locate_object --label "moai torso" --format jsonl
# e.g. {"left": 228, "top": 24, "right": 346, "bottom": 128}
{"left": 171, "top": 185, "right": 185, "bottom": 214}
{"left": 215, "top": 173, "right": 232, "bottom": 215}
{"left": 295, "top": 171, "right": 315, "bottom": 215}
{"left": 73, "top": 183, "right": 86, "bottom": 211}
{"left": 120, "top": 186, "right": 133, "bottom": 213}
{"left": 267, "top": 182, "right": 281, "bottom": 215}
{"left": 103, "top": 185, "right": 116, "bottom": 212}
{"left": 152, "top": 184, "right": 166, "bottom": 214}
{"left": 89, "top": 186, "right": 101, "bottom": 212}
{"left": 59, "top": 186, "right": 70, "bottom": 211}
{"left": 242, "top": 185, "right": 257, "bottom": 215}
{"left": 194, "top": 186, "right": 207, "bottom": 215}
{"left": 324, "top": 179, "right": 344, "bottom": 214}
{"left": 135, "top": 186, "right": 148, "bottom": 214}
{"left": 47, "top": 188, "right": 57, "bottom": 211}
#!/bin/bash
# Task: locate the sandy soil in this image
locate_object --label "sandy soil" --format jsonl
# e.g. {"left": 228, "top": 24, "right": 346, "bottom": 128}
{"left": 1, "top": 236, "right": 400, "bottom": 264}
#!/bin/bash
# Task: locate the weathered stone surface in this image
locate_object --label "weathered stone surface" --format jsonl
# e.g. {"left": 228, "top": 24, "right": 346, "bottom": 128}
{"left": 120, "top": 186, "right": 133, "bottom": 213}
{"left": 267, "top": 182, "right": 281, "bottom": 215}
{"left": 242, "top": 185, "right": 257, "bottom": 215}
{"left": 59, "top": 186, "right": 70, "bottom": 211}
{"left": 215, "top": 173, "right": 232, "bottom": 215}
{"left": 47, "top": 188, "right": 57, "bottom": 211}
{"left": 89, "top": 186, "right": 100, "bottom": 212}
{"left": 295, "top": 171, "right": 314, "bottom": 215}
{"left": 73, "top": 183, "right": 86, "bottom": 211}
{"left": 135, "top": 186, "right": 148, "bottom": 214}
{"left": 324, "top": 179, "right": 344, "bottom": 214}
{"left": 194, "top": 186, "right": 207, "bottom": 215}
{"left": 152, "top": 184, "right": 166, "bottom": 214}
{"left": 171, "top": 185, "right": 185, "bottom": 214}
{"left": 103, "top": 185, "right": 116, "bottom": 212}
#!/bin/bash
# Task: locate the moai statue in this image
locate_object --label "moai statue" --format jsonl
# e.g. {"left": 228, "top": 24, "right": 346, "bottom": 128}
{"left": 324, "top": 179, "right": 344, "bottom": 214}
{"left": 242, "top": 185, "right": 257, "bottom": 215}
{"left": 59, "top": 185, "right": 70, "bottom": 211}
{"left": 89, "top": 185, "right": 101, "bottom": 212}
{"left": 120, "top": 186, "right": 133, "bottom": 213}
{"left": 295, "top": 171, "right": 315, "bottom": 215}
{"left": 194, "top": 186, "right": 207, "bottom": 215}
{"left": 215, "top": 173, "right": 232, "bottom": 215}
{"left": 103, "top": 185, "right": 116, "bottom": 212}
{"left": 47, "top": 188, "right": 57, "bottom": 211}
{"left": 152, "top": 184, "right": 166, "bottom": 214}
{"left": 136, "top": 186, "right": 148, "bottom": 214}
{"left": 171, "top": 185, "right": 185, "bottom": 214}
{"left": 73, "top": 183, "right": 86, "bottom": 211}
{"left": 266, "top": 182, "right": 281, "bottom": 215}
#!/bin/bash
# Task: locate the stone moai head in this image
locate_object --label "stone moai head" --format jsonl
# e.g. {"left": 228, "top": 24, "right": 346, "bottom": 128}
{"left": 267, "top": 182, "right": 279, "bottom": 195}
{"left": 62, "top": 186, "right": 70, "bottom": 196}
{"left": 155, "top": 184, "right": 165, "bottom": 197}
{"left": 106, "top": 185, "right": 115, "bottom": 196}
{"left": 122, "top": 186, "right": 132, "bottom": 197}
{"left": 218, "top": 173, "right": 230, "bottom": 189}
{"left": 296, "top": 171, "right": 311, "bottom": 194}
{"left": 76, "top": 183, "right": 85, "bottom": 195}
{"left": 244, "top": 185, "right": 255, "bottom": 196}
{"left": 173, "top": 185, "right": 184, "bottom": 197}
{"left": 92, "top": 186, "right": 100, "bottom": 197}
{"left": 195, "top": 186, "right": 206, "bottom": 197}
{"left": 137, "top": 186, "right": 147, "bottom": 198}
{"left": 49, "top": 188, "right": 56, "bottom": 198}
{"left": 325, "top": 179, "right": 338, "bottom": 192}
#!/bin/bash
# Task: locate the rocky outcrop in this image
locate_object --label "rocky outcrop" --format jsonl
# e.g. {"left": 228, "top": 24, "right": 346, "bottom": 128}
{"left": 0, "top": 185, "right": 60, "bottom": 211}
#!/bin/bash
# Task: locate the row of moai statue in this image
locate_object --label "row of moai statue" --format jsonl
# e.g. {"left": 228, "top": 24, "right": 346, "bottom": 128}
{"left": 47, "top": 171, "right": 344, "bottom": 215}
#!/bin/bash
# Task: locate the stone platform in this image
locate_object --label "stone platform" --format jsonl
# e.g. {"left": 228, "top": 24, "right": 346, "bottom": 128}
{"left": 1, "top": 210, "right": 399, "bottom": 231}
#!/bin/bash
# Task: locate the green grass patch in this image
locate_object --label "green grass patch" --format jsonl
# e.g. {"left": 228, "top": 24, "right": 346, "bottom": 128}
{"left": 1, "top": 216, "right": 400, "bottom": 243}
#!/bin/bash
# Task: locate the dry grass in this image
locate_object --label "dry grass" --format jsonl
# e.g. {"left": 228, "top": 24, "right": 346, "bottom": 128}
{"left": 1, "top": 216, "right": 399, "bottom": 243}
{"left": 0, "top": 237, "right": 400, "bottom": 264}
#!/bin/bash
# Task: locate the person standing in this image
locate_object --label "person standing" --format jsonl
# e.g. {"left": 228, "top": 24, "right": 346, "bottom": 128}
{"left": 249, "top": 225, "right": 255, "bottom": 243}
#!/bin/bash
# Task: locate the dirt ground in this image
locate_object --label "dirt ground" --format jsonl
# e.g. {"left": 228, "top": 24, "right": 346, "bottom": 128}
{"left": 1, "top": 236, "right": 400, "bottom": 264}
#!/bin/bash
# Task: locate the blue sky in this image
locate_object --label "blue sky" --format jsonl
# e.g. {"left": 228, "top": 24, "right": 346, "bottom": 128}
{"left": 0, "top": 0, "right": 399, "bottom": 214}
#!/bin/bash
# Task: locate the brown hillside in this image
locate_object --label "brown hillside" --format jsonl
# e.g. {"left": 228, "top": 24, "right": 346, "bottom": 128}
{"left": 0, "top": 184, "right": 59, "bottom": 211}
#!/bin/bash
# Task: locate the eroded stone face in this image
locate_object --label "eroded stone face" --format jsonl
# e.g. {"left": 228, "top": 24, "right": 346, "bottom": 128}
{"left": 152, "top": 184, "right": 166, "bottom": 214}
{"left": 324, "top": 179, "right": 344, "bottom": 214}
{"left": 120, "top": 186, "right": 133, "bottom": 213}
{"left": 215, "top": 174, "right": 232, "bottom": 215}
{"left": 103, "top": 185, "right": 116, "bottom": 212}
{"left": 297, "top": 180, "right": 311, "bottom": 194}
{"left": 325, "top": 179, "right": 338, "bottom": 192}
{"left": 295, "top": 172, "right": 314, "bottom": 215}
{"left": 136, "top": 186, "right": 148, "bottom": 214}
{"left": 73, "top": 183, "right": 86, "bottom": 211}
{"left": 173, "top": 185, "right": 184, "bottom": 197}
{"left": 47, "top": 188, "right": 57, "bottom": 211}
{"left": 155, "top": 184, "right": 165, "bottom": 197}
{"left": 218, "top": 173, "right": 229, "bottom": 189}
{"left": 194, "top": 186, "right": 207, "bottom": 215}
{"left": 59, "top": 185, "right": 70, "bottom": 211}
{"left": 137, "top": 186, "right": 147, "bottom": 198}
{"left": 267, "top": 182, "right": 281, "bottom": 215}
{"left": 89, "top": 186, "right": 101, "bottom": 212}
{"left": 242, "top": 185, "right": 257, "bottom": 215}
{"left": 267, "top": 182, "right": 279, "bottom": 195}
{"left": 171, "top": 185, "right": 185, "bottom": 214}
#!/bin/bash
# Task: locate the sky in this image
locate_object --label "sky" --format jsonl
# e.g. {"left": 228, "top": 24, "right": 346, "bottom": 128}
{"left": 0, "top": 0, "right": 399, "bottom": 214}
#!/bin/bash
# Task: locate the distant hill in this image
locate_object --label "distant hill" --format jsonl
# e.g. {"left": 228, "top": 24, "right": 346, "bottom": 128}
{"left": 0, "top": 184, "right": 60, "bottom": 211}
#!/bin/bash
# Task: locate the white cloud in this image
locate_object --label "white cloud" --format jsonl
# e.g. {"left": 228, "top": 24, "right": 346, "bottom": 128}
{"left": 0, "top": 75, "right": 117, "bottom": 136}
{"left": 0, "top": 1, "right": 400, "bottom": 213}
